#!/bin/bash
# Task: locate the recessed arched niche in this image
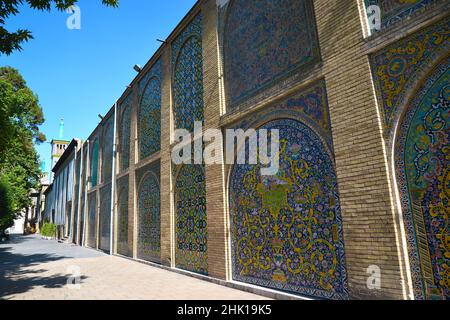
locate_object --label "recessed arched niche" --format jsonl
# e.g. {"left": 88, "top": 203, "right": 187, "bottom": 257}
{"left": 223, "top": 0, "right": 320, "bottom": 109}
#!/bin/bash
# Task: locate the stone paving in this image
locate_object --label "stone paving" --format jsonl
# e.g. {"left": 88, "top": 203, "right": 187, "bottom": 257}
{"left": 0, "top": 234, "right": 267, "bottom": 300}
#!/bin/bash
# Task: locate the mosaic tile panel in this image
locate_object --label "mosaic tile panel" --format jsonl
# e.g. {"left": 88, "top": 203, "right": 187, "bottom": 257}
{"left": 394, "top": 57, "right": 449, "bottom": 300}
{"left": 229, "top": 118, "right": 348, "bottom": 299}
{"left": 223, "top": 0, "right": 320, "bottom": 108}
{"left": 137, "top": 162, "right": 161, "bottom": 263}
{"left": 117, "top": 177, "right": 130, "bottom": 257}
{"left": 139, "top": 59, "right": 162, "bottom": 96}
{"left": 232, "top": 80, "right": 333, "bottom": 149}
{"left": 120, "top": 94, "right": 132, "bottom": 171}
{"left": 72, "top": 154, "right": 81, "bottom": 242}
{"left": 79, "top": 148, "right": 87, "bottom": 243}
{"left": 172, "top": 13, "right": 204, "bottom": 132}
{"left": 99, "top": 184, "right": 111, "bottom": 252}
{"left": 175, "top": 164, "right": 207, "bottom": 275}
{"left": 370, "top": 18, "right": 449, "bottom": 130}
{"left": 66, "top": 202, "right": 72, "bottom": 238}
{"left": 138, "top": 63, "right": 161, "bottom": 160}
{"left": 90, "top": 139, "right": 99, "bottom": 188}
{"left": 73, "top": 194, "right": 78, "bottom": 241}
{"left": 79, "top": 200, "right": 84, "bottom": 244}
{"left": 102, "top": 115, "right": 115, "bottom": 182}
{"left": 87, "top": 192, "right": 97, "bottom": 249}
{"left": 365, "top": 0, "right": 439, "bottom": 32}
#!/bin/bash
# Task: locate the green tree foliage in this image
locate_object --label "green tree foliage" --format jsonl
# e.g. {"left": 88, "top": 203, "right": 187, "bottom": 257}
{"left": 0, "top": 67, "right": 45, "bottom": 233}
{"left": 0, "top": 0, "right": 119, "bottom": 55}
{"left": 0, "top": 176, "right": 14, "bottom": 234}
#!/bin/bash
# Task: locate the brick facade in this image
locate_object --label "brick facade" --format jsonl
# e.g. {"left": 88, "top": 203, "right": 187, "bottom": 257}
{"left": 43, "top": 0, "right": 450, "bottom": 300}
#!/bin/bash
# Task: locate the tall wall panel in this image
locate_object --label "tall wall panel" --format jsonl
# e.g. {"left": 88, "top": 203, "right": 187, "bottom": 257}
{"left": 117, "top": 176, "right": 130, "bottom": 256}
{"left": 87, "top": 192, "right": 97, "bottom": 248}
{"left": 228, "top": 81, "right": 348, "bottom": 299}
{"left": 136, "top": 162, "right": 161, "bottom": 263}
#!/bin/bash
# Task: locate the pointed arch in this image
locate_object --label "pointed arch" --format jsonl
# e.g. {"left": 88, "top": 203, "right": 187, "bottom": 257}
{"left": 172, "top": 35, "right": 204, "bottom": 132}
{"left": 136, "top": 169, "right": 161, "bottom": 263}
{"left": 393, "top": 56, "right": 449, "bottom": 300}
{"left": 138, "top": 76, "right": 161, "bottom": 160}
{"left": 228, "top": 117, "right": 348, "bottom": 299}
{"left": 90, "top": 139, "right": 99, "bottom": 187}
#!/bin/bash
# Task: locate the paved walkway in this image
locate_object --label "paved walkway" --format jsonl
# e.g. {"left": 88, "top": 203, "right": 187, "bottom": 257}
{"left": 0, "top": 234, "right": 266, "bottom": 300}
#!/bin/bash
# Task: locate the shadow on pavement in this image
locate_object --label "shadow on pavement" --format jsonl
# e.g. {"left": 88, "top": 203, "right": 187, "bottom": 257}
{"left": 0, "top": 236, "right": 88, "bottom": 299}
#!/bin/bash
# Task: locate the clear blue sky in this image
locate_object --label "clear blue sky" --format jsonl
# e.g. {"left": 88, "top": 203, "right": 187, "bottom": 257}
{"left": 0, "top": 0, "right": 197, "bottom": 175}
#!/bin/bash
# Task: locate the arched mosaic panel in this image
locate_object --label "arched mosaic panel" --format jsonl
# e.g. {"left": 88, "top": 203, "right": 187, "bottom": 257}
{"left": 395, "top": 58, "right": 449, "bottom": 300}
{"left": 370, "top": 18, "right": 449, "bottom": 130}
{"left": 175, "top": 164, "right": 207, "bottom": 275}
{"left": 90, "top": 139, "right": 99, "bottom": 188}
{"left": 73, "top": 196, "right": 78, "bottom": 243}
{"left": 79, "top": 148, "right": 87, "bottom": 243}
{"left": 66, "top": 202, "right": 72, "bottom": 238}
{"left": 117, "top": 178, "right": 130, "bottom": 257}
{"left": 99, "top": 185, "right": 111, "bottom": 252}
{"left": 172, "top": 14, "right": 204, "bottom": 132}
{"left": 229, "top": 118, "right": 348, "bottom": 299}
{"left": 224, "top": 0, "right": 320, "bottom": 108}
{"left": 72, "top": 154, "right": 81, "bottom": 243}
{"left": 364, "top": 0, "right": 439, "bottom": 33}
{"left": 139, "top": 78, "right": 161, "bottom": 160}
{"left": 79, "top": 200, "right": 85, "bottom": 244}
{"left": 102, "top": 116, "right": 115, "bottom": 182}
{"left": 137, "top": 168, "right": 161, "bottom": 263}
{"left": 120, "top": 97, "right": 132, "bottom": 171}
{"left": 87, "top": 192, "right": 97, "bottom": 249}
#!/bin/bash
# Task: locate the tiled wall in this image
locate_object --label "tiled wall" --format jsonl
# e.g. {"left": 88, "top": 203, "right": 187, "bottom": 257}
{"left": 47, "top": 0, "right": 449, "bottom": 300}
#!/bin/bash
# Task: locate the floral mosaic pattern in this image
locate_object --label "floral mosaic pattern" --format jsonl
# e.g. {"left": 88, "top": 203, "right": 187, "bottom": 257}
{"left": 117, "top": 177, "right": 130, "bottom": 257}
{"left": 365, "top": 0, "right": 439, "bottom": 32}
{"left": 223, "top": 0, "right": 320, "bottom": 108}
{"left": 233, "top": 80, "right": 333, "bottom": 148}
{"left": 120, "top": 94, "right": 132, "bottom": 171}
{"left": 370, "top": 18, "right": 449, "bottom": 130}
{"left": 139, "top": 59, "right": 162, "bottom": 95}
{"left": 395, "top": 58, "right": 449, "bottom": 300}
{"left": 99, "top": 184, "right": 111, "bottom": 252}
{"left": 87, "top": 192, "right": 97, "bottom": 249}
{"left": 138, "top": 69, "right": 161, "bottom": 160}
{"left": 175, "top": 164, "right": 208, "bottom": 275}
{"left": 102, "top": 115, "right": 115, "bottom": 182}
{"left": 229, "top": 118, "right": 348, "bottom": 299}
{"left": 79, "top": 200, "right": 85, "bottom": 244}
{"left": 73, "top": 153, "right": 81, "bottom": 242}
{"left": 73, "top": 197, "right": 78, "bottom": 241}
{"left": 172, "top": 14, "right": 204, "bottom": 132}
{"left": 137, "top": 163, "right": 161, "bottom": 263}
{"left": 79, "top": 148, "right": 87, "bottom": 243}
{"left": 90, "top": 139, "right": 99, "bottom": 188}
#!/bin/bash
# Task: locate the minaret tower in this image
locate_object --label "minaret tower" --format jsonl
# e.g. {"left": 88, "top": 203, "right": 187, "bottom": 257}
{"left": 49, "top": 119, "right": 70, "bottom": 181}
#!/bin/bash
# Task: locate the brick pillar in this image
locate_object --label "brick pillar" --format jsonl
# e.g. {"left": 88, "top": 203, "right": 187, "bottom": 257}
{"left": 160, "top": 48, "right": 173, "bottom": 267}
{"left": 202, "top": 0, "right": 229, "bottom": 280}
{"left": 313, "top": 0, "right": 407, "bottom": 299}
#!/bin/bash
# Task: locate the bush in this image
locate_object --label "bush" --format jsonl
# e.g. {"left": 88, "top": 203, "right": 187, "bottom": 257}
{"left": 41, "top": 222, "right": 56, "bottom": 238}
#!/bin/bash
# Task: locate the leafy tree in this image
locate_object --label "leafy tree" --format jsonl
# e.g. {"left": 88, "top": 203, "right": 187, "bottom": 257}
{"left": 0, "top": 67, "right": 45, "bottom": 233}
{"left": 0, "top": 0, "right": 119, "bottom": 55}
{"left": 0, "top": 67, "right": 45, "bottom": 157}
{"left": 0, "top": 176, "right": 14, "bottom": 235}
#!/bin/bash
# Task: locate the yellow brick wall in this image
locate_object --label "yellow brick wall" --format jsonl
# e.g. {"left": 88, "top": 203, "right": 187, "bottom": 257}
{"left": 71, "top": 0, "right": 449, "bottom": 300}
